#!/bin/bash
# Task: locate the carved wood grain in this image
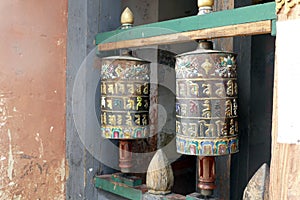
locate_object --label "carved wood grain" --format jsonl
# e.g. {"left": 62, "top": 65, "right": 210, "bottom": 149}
{"left": 270, "top": 4, "right": 300, "bottom": 200}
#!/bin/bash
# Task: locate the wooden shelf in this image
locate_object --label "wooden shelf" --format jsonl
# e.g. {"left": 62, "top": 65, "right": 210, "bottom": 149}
{"left": 95, "top": 2, "right": 276, "bottom": 51}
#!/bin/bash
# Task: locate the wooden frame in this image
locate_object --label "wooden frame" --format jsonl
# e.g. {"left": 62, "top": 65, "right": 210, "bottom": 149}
{"left": 94, "top": 1, "right": 300, "bottom": 199}
{"left": 95, "top": 2, "right": 276, "bottom": 51}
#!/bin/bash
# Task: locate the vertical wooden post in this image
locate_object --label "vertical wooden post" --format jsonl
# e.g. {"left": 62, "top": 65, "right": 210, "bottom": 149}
{"left": 67, "top": 0, "right": 122, "bottom": 199}
{"left": 270, "top": 3, "right": 300, "bottom": 200}
{"left": 213, "top": 1, "right": 234, "bottom": 199}
{"left": 213, "top": 1, "right": 234, "bottom": 52}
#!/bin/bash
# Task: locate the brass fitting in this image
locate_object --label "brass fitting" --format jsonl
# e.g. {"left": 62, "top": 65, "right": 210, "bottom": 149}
{"left": 121, "top": 7, "right": 134, "bottom": 29}
{"left": 197, "top": 0, "right": 214, "bottom": 15}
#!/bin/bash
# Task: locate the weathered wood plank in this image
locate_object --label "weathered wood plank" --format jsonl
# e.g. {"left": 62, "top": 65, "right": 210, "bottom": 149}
{"left": 213, "top": 1, "right": 234, "bottom": 199}
{"left": 230, "top": 28, "right": 253, "bottom": 199}
{"left": 95, "top": 175, "right": 146, "bottom": 200}
{"left": 66, "top": 0, "right": 122, "bottom": 199}
{"left": 66, "top": 0, "right": 92, "bottom": 199}
{"left": 98, "top": 20, "right": 272, "bottom": 51}
{"left": 95, "top": 2, "right": 276, "bottom": 46}
{"left": 270, "top": 5, "right": 300, "bottom": 200}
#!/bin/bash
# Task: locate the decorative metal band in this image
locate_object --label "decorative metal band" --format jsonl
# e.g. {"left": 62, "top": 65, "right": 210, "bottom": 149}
{"left": 176, "top": 79, "right": 238, "bottom": 98}
{"left": 198, "top": 6, "right": 213, "bottom": 15}
{"left": 176, "top": 118, "right": 238, "bottom": 138}
{"left": 101, "top": 81, "right": 150, "bottom": 96}
{"left": 176, "top": 98, "right": 238, "bottom": 119}
{"left": 101, "top": 62, "right": 150, "bottom": 81}
{"left": 276, "top": 0, "right": 300, "bottom": 14}
{"left": 101, "top": 125, "right": 150, "bottom": 139}
{"left": 176, "top": 134, "right": 239, "bottom": 156}
{"left": 101, "top": 111, "right": 149, "bottom": 127}
{"left": 176, "top": 55, "right": 237, "bottom": 79}
{"left": 101, "top": 96, "right": 150, "bottom": 111}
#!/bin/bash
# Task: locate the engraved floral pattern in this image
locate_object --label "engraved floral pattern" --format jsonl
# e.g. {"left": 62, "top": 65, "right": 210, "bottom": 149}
{"left": 101, "top": 63, "right": 150, "bottom": 81}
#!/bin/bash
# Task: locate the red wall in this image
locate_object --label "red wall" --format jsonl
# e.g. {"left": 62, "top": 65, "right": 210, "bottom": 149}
{"left": 0, "top": 1, "right": 67, "bottom": 198}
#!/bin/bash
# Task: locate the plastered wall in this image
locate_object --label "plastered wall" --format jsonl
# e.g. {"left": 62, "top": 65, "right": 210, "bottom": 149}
{"left": 0, "top": 1, "right": 68, "bottom": 199}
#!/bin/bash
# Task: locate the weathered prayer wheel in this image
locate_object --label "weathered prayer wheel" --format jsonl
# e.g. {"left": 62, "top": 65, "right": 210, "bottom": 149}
{"left": 99, "top": 51, "right": 151, "bottom": 172}
{"left": 99, "top": 8, "right": 151, "bottom": 173}
{"left": 175, "top": 40, "right": 239, "bottom": 156}
{"left": 100, "top": 6, "right": 150, "bottom": 141}
{"left": 100, "top": 52, "right": 151, "bottom": 140}
{"left": 174, "top": 1, "right": 239, "bottom": 197}
{"left": 175, "top": 40, "right": 239, "bottom": 196}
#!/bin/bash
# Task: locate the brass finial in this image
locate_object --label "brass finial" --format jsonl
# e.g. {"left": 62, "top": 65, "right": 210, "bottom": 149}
{"left": 121, "top": 7, "right": 134, "bottom": 29}
{"left": 197, "top": 0, "right": 214, "bottom": 15}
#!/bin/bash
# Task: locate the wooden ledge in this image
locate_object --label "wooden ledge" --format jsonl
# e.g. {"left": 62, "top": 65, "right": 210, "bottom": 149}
{"left": 96, "top": 2, "right": 276, "bottom": 51}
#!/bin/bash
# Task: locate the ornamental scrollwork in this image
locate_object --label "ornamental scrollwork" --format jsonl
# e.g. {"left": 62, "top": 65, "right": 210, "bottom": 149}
{"left": 276, "top": 0, "right": 300, "bottom": 14}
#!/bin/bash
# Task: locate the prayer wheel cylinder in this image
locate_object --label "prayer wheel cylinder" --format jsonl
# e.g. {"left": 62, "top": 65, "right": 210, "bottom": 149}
{"left": 100, "top": 53, "right": 151, "bottom": 172}
{"left": 175, "top": 40, "right": 239, "bottom": 157}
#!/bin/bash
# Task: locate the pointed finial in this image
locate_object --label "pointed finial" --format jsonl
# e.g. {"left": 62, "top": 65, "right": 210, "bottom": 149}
{"left": 146, "top": 150, "right": 174, "bottom": 195}
{"left": 121, "top": 7, "right": 134, "bottom": 29}
{"left": 197, "top": 0, "right": 214, "bottom": 15}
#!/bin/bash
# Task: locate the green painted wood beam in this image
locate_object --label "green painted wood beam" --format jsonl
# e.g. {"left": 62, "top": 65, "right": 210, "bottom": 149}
{"left": 94, "top": 176, "right": 145, "bottom": 200}
{"left": 111, "top": 173, "right": 142, "bottom": 187}
{"left": 95, "top": 2, "right": 276, "bottom": 45}
{"left": 271, "top": 19, "right": 277, "bottom": 36}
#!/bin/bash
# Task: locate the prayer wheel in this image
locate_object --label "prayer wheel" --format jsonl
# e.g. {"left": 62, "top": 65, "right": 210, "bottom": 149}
{"left": 99, "top": 8, "right": 151, "bottom": 173}
{"left": 175, "top": 40, "right": 239, "bottom": 196}
{"left": 175, "top": 40, "right": 239, "bottom": 157}
{"left": 174, "top": 0, "right": 239, "bottom": 197}
{"left": 100, "top": 51, "right": 151, "bottom": 172}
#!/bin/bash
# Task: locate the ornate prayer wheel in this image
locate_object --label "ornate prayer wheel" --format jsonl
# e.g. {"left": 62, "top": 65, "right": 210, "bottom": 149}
{"left": 174, "top": 0, "right": 239, "bottom": 197}
{"left": 175, "top": 39, "right": 239, "bottom": 196}
{"left": 100, "top": 51, "right": 151, "bottom": 172}
{"left": 100, "top": 8, "right": 151, "bottom": 173}
{"left": 175, "top": 40, "right": 239, "bottom": 156}
{"left": 175, "top": 40, "right": 239, "bottom": 196}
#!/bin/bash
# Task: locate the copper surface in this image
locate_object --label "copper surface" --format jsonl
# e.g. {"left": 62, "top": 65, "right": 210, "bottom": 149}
{"left": 100, "top": 56, "right": 151, "bottom": 140}
{"left": 197, "top": 156, "right": 216, "bottom": 196}
{"left": 175, "top": 41, "right": 239, "bottom": 156}
{"left": 119, "top": 140, "right": 133, "bottom": 173}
